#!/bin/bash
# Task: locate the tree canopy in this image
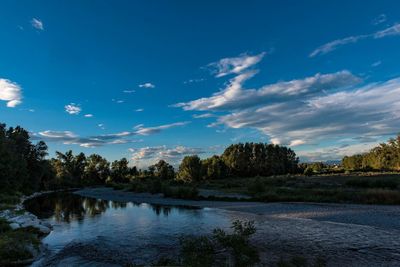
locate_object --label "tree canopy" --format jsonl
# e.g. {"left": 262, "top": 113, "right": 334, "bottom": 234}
{"left": 342, "top": 135, "right": 400, "bottom": 171}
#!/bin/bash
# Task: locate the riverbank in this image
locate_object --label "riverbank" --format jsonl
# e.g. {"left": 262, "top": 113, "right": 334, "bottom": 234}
{"left": 75, "top": 187, "right": 400, "bottom": 266}
{"left": 0, "top": 191, "right": 56, "bottom": 265}
{"left": 76, "top": 187, "right": 400, "bottom": 230}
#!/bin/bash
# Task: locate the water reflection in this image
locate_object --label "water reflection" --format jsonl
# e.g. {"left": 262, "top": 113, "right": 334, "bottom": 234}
{"left": 24, "top": 191, "right": 195, "bottom": 223}
{"left": 26, "top": 191, "right": 233, "bottom": 266}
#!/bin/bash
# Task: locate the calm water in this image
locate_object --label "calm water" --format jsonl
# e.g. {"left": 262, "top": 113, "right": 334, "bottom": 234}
{"left": 24, "top": 192, "right": 234, "bottom": 266}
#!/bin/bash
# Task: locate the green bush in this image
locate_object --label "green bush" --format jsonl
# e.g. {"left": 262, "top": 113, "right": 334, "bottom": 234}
{"left": 304, "top": 167, "right": 314, "bottom": 176}
{"left": 180, "top": 235, "right": 215, "bottom": 267}
{"left": 213, "top": 220, "right": 259, "bottom": 267}
{"left": 247, "top": 178, "right": 265, "bottom": 195}
{"left": 0, "top": 225, "right": 41, "bottom": 264}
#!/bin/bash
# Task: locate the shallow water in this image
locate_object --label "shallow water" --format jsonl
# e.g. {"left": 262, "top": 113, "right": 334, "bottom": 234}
{"left": 25, "top": 192, "right": 233, "bottom": 266}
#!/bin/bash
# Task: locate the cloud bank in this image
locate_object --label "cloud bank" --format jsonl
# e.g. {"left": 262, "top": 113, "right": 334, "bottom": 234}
{"left": 175, "top": 53, "right": 400, "bottom": 160}
{"left": 35, "top": 122, "right": 190, "bottom": 148}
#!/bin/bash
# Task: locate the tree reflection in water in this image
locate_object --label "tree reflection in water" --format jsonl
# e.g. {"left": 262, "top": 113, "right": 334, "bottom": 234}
{"left": 24, "top": 191, "right": 198, "bottom": 223}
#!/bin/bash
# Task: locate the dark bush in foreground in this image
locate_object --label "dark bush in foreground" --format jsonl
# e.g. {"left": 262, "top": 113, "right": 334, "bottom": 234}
{"left": 180, "top": 235, "right": 215, "bottom": 267}
{"left": 179, "top": 220, "right": 259, "bottom": 267}
{"left": 0, "top": 220, "right": 41, "bottom": 264}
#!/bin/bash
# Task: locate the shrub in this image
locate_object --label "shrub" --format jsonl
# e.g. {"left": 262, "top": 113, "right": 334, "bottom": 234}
{"left": 247, "top": 178, "right": 265, "bottom": 195}
{"left": 213, "top": 220, "right": 259, "bottom": 267}
{"left": 180, "top": 235, "right": 215, "bottom": 267}
{"left": 304, "top": 167, "right": 314, "bottom": 176}
{"left": 0, "top": 225, "right": 41, "bottom": 264}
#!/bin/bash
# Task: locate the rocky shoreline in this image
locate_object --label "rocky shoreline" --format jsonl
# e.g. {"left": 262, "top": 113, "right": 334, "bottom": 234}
{"left": 0, "top": 191, "right": 56, "bottom": 265}
{"left": 0, "top": 191, "right": 53, "bottom": 235}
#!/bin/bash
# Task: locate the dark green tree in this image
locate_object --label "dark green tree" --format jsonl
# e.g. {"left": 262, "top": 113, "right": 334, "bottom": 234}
{"left": 177, "top": 155, "right": 202, "bottom": 182}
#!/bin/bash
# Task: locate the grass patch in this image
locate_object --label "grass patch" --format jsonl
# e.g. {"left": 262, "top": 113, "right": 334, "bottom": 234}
{"left": 0, "top": 218, "right": 41, "bottom": 264}
{"left": 106, "top": 173, "right": 400, "bottom": 204}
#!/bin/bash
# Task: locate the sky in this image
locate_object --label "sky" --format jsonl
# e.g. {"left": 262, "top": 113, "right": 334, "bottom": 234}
{"left": 1, "top": 0, "right": 400, "bottom": 167}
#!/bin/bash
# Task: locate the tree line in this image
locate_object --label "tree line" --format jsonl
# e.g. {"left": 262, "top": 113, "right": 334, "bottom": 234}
{"left": 342, "top": 135, "right": 400, "bottom": 171}
{"left": 0, "top": 123, "right": 300, "bottom": 194}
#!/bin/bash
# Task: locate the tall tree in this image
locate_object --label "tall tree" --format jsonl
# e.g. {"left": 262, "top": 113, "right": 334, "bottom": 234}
{"left": 177, "top": 155, "right": 202, "bottom": 182}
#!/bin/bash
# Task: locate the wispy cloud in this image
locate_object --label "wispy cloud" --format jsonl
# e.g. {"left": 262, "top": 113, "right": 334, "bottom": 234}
{"left": 135, "top": 108, "right": 144, "bottom": 112}
{"left": 183, "top": 78, "right": 205, "bottom": 84}
{"left": 193, "top": 113, "right": 215, "bottom": 119}
{"left": 31, "top": 18, "right": 44, "bottom": 30}
{"left": 310, "top": 23, "right": 400, "bottom": 57}
{"left": 371, "top": 61, "right": 382, "bottom": 67}
{"left": 139, "top": 82, "right": 155, "bottom": 88}
{"left": 175, "top": 70, "right": 360, "bottom": 111}
{"left": 372, "top": 14, "right": 387, "bottom": 25}
{"left": 0, "top": 78, "right": 22, "bottom": 107}
{"left": 35, "top": 122, "right": 189, "bottom": 148}
{"left": 373, "top": 23, "right": 400, "bottom": 38}
{"left": 176, "top": 52, "right": 400, "bottom": 160}
{"left": 208, "top": 52, "right": 265, "bottom": 77}
{"left": 134, "top": 122, "right": 190, "bottom": 135}
{"left": 84, "top": 114, "right": 93, "bottom": 118}
{"left": 123, "top": 90, "right": 135, "bottom": 93}
{"left": 65, "top": 103, "right": 81, "bottom": 115}
{"left": 309, "top": 35, "right": 368, "bottom": 57}
{"left": 112, "top": 99, "right": 124, "bottom": 104}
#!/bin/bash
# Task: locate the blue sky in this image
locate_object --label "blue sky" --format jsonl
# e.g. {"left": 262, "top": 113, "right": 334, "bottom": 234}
{"left": 1, "top": 0, "right": 400, "bottom": 167}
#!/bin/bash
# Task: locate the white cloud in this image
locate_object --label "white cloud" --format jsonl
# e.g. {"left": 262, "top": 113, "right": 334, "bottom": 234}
{"left": 39, "top": 130, "right": 77, "bottom": 139}
{"left": 65, "top": 103, "right": 81, "bottom": 115}
{"left": 372, "top": 14, "right": 387, "bottom": 25}
{"left": 309, "top": 35, "right": 368, "bottom": 57}
{"left": 298, "top": 142, "right": 379, "bottom": 162}
{"left": 373, "top": 23, "right": 400, "bottom": 38}
{"left": 35, "top": 122, "right": 189, "bottom": 148}
{"left": 216, "top": 77, "right": 400, "bottom": 146}
{"left": 183, "top": 78, "right": 205, "bottom": 84}
{"left": 135, "top": 108, "right": 144, "bottom": 112}
{"left": 84, "top": 114, "right": 93, "bottom": 118}
{"left": 0, "top": 78, "right": 22, "bottom": 107}
{"left": 175, "top": 70, "right": 360, "bottom": 111}
{"left": 289, "top": 140, "right": 306, "bottom": 147}
{"left": 193, "top": 113, "right": 215, "bottom": 119}
{"left": 131, "top": 145, "right": 205, "bottom": 167}
{"left": 112, "top": 99, "right": 124, "bottom": 104}
{"left": 123, "top": 90, "right": 135, "bottom": 93}
{"left": 139, "top": 83, "right": 155, "bottom": 88}
{"left": 310, "top": 23, "right": 400, "bottom": 57}
{"left": 208, "top": 52, "right": 265, "bottom": 77}
{"left": 134, "top": 122, "right": 190, "bottom": 135}
{"left": 176, "top": 52, "right": 400, "bottom": 160}
{"left": 31, "top": 18, "right": 44, "bottom": 30}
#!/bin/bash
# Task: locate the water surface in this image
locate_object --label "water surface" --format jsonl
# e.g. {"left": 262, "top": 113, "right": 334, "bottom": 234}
{"left": 25, "top": 192, "right": 233, "bottom": 266}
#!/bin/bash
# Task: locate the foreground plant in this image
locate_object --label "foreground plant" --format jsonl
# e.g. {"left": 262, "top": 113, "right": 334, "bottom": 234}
{"left": 179, "top": 220, "right": 259, "bottom": 267}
